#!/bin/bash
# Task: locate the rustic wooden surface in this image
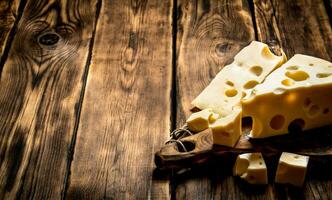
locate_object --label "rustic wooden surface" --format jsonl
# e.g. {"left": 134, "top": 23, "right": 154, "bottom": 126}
{"left": 0, "top": 0, "right": 99, "bottom": 199}
{"left": 0, "top": 0, "right": 331, "bottom": 199}
{"left": 66, "top": 0, "right": 172, "bottom": 199}
{"left": 174, "top": 0, "right": 255, "bottom": 199}
{"left": 0, "top": 0, "right": 20, "bottom": 61}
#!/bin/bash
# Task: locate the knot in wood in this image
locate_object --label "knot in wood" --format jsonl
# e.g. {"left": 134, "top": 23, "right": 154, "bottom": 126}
{"left": 215, "top": 42, "right": 232, "bottom": 54}
{"left": 38, "top": 32, "right": 60, "bottom": 46}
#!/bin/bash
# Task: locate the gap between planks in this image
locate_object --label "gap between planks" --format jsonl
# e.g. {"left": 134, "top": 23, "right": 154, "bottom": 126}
{"left": 61, "top": 0, "right": 103, "bottom": 199}
{"left": 65, "top": 0, "right": 173, "bottom": 199}
{"left": 173, "top": 0, "right": 332, "bottom": 198}
{"left": 247, "top": 0, "right": 259, "bottom": 41}
{"left": 0, "top": 0, "right": 102, "bottom": 199}
{"left": 170, "top": 0, "right": 178, "bottom": 199}
{"left": 0, "top": 0, "right": 27, "bottom": 74}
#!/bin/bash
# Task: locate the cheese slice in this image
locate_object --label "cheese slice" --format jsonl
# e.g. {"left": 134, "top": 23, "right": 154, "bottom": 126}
{"left": 275, "top": 152, "right": 309, "bottom": 187}
{"left": 191, "top": 41, "right": 286, "bottom": 146}
{"left": 242, "top": 54, "right": 332, "bottom": 138}
{"left": 186, "top": 109, "right": 219, "bottom": 132}
{"left": 233, "top": 152, "right": 268, "bottom": 184}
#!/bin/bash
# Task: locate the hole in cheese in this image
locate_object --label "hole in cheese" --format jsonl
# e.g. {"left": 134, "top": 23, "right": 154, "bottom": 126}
{"left": 244, "top": 80, "right": 259, "bottom": 89}
{"left": 250, "top": 66, "right": 263, "bottom": 76}
{"left": 270, "top": 115, "right": 285, "bottom": 130}
{"left": 242, "top": 92, "right": 247, "bottom": 98}
{"left": 309, "top": 63, "right": 314, "bottom": 66}
{"left": 288, "top": 118, "right": 305, "bottom": 133}
{"left": 308, "top": 104, "right": 320, "bottom": 116}
{"left": 323, "top": 108, "right": 329, "bottom": 114}
{"left": 316, "top": 73, "right": 332, "bottom": 78}
{"left": 226, "top": 80, "right": 234, "bottom": 86}
{"left": 242, "top": 117, "right": 253, "bottom": 135}
{"left": 281, "top": 79, "right": 294, "bottom": 86}
{"left": 304, "top": 98, "right": 311, "bottom": 108}
{"left": 259, "top": 162, "right": 263, "bottom": 165}
{"left": 285, "top": 70, "right": 309, "bottom": 81}
{"left": 286, "top": 66, "right": 299, "bottom": 70}
{"left": 294, "top": 155, "right": 300, "bottom": 159}
{"left": 225, "top": 88, "right": 238, "bottom": 97}
{"left": 261, "top": 46, "right": 276, "bottom": 60}
{"left": 273, "top": 88, "right": 286, "bottom": 95}
{"left": 234, "top": 158, "right": 249, "bottom": 176}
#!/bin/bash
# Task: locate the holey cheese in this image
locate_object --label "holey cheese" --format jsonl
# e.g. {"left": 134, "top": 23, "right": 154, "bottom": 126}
{"left": 186, "top": 109, "right": 219, "bottom": 132}
{"left": 191, "top": 41, "right": 286, "bottom": 146}
{"left": 242, "top": 54, "right": 332, "bottom": 138}
{"left": 275, "top": 152, "right": 309, "bottom": 187}
{"left": 233, "top": 153, "right": 268, "bottom": 184}
{"left": 192, "top": 41, "right": 286, "bottom": 115}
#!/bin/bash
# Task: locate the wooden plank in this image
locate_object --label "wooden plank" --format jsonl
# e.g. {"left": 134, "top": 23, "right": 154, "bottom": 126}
{"left": 66, "top": 0, "right": 172, "bottom": 199}
{"left": 0, "top": 0, "right": 99, "bottom": 199}
{"left": 253, "top": 0, "right": 332, "bottom": 199}
{"left": 0, "top": 0, "right": 21, "bottom": 60}
{"left": 254, "top": 0, "right": 332, "bottom": 60}
{"left": 176, "top": 0, "right": 255, "bottom": 125}
{"left": 175, "top": 0, "right": 255, "bottom": 199}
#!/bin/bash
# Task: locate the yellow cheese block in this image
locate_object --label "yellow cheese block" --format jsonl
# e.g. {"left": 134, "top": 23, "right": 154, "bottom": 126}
{"left": 191, "top": 41, "right": 286, "bottom": 146}
{"left": 186, "top": 109, "right": 219, "bottom": 132}
{"left": 192, "top": 41, "right": 286, "bottom": 115}
{"left": 242, "top": 54, "right": 332, "bottom": 138}
{"left": 210, "top": 109, "right": 241, "bottom": 147}
{"left": 275, "top": 152, "right": 309, "bottom": 187}
{"left": 233, "top": 152, "right": 268, "bottom": 184}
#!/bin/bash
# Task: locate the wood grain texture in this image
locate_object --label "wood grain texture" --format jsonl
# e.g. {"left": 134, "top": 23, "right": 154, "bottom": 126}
{"left": 0, "top": 0, "right": 99, "bottom": 199}
{"left": 253, "top": 0, "right": 332, "bottom": 199}
{"left": 66, "top": 0, "right": 173, "bottom": 199}
{"left": 0, "top": 0, "right": 21, "bottom": 60}
{"left": 254, "top": 0, "right": 332, "bottom": 60}
{"left": 176, "top": 0, "right": 255, "bottom": 125}
{"left": 175, "top": 0, "right": 255, "bottom": 199}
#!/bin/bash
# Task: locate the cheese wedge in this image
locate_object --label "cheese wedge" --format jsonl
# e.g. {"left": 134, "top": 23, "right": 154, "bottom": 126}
{"left": 275, "top": 152, "right": 309, "bottom": 187}
{"left": 192, "top": 41, "right": 286, "bottom": 115}
{"left": 186, "top": 109, "right": 219, "bottom": 132}
{"left": 191, "top": 41, "right": 286, "bottom": 146}
{"left": 242, "top": 54, "right": 332, "bottom": 138}
{"left": 233, "top": 153, "right": 268, "bottom": 184}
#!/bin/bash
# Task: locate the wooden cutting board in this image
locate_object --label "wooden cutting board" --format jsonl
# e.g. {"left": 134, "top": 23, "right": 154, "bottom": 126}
{"left": 155, "top": 123, "right": 332, "bottom": 170}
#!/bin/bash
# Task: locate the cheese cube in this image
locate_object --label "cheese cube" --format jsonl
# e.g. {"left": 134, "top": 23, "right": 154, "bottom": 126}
{"left": 242, "top": 54, "right": 332, "bottom": 138}
{"left": 186, "top": 109, "right": 218, "bottom": 132}
{"left": 233, "top": 153, "right": 268, "bottom": 184}
{"left": 275, "top": 152, "right": 309, "bottom": 187}
{"left": 191, "top": 41, "right": 286, "bottom": 146}
{"left": 210, "top": 109, "right": 241, "bottom": 147}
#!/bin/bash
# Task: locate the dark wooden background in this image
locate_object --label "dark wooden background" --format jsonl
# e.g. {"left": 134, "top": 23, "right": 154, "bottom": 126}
{"left": 0, "top": 0, "right": 331, "bottom": 199}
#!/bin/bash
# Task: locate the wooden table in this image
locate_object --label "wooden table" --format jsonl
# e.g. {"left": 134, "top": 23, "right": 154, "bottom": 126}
{"left": 0, "top": 0, "right": 331, "bottom": 199}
